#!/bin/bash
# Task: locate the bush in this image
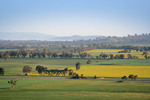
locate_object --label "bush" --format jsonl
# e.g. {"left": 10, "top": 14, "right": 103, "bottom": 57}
{"left": 0, "top": 68, "right": 4, "bottom": 75}
{"left": 121, "top": 76, "right": 127, "bottom": 81}
{"left": 94, "top": 75, "right": 97, "bottom": 79}
{"left": 87, "top": 60, "right": 92, "bottom": 64}
{"left": 128, "top": 74, "right": 138, "bottom": 80}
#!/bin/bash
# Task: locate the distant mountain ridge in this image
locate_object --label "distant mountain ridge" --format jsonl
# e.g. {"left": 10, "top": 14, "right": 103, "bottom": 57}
{"left": 0, "top": 32, "right": 101, "bottom": 41}
{"left": 53, "top": 35, "right": 103, "bottom": 41}
{"left": 0, "top": 32, "right": 56, "bottom": 40}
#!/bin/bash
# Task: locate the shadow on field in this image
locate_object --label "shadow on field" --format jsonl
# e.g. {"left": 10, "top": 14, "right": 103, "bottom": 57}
{"left": 98, "top": 63, "right": 127, "bottom": 65}
{"left": 0, "top": 87, "right": 10, "bottom": 90}
{"left": 98, "top": 64, "right": 116, "bottom": 65}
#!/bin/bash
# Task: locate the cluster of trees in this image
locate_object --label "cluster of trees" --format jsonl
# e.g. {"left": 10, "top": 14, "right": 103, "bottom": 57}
{"left": 45, "top": 68, "right": 69, "bottom": 76}
{"left": 122, "top": 74, "right": 138, "bottom": 81}
{"left": 95, "top": 53, "right": 139, "bottom": 59}
{"left": 95, "top": 33, "right": 150, "bottom": 45}
{"left": 0, "top": 33, "right": 150, "bottom": 50}
{"left": 35, "top": 62, "right": 82, "bottom": 77}
{"left": 0, "top": 48, "right": 93, "bottom": 59}
{"left": 1, "top": 49, "right": 148, "bottom": 60}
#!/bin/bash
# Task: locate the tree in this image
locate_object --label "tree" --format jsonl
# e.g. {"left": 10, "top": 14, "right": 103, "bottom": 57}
{"left": 8, "top": 80, "right": 17, "bottom": 89}
{"left": 36, "top": 65, "right": 47, "bottom": 74}
{"left": 3, "top": 52, "right": 9, "bottom": 61}
{"left": 76, "top": 62, "right": 81, "bottom": 70}
{"left": 94, "top": 75, "right": 97, "bottom": 79}
{"left": 23, "top": 65, "right": 32, "bottom": 74}
{"left": 127, "top": 54, "right": 132, "bottom": 59}
{"left": 0, "top": 68, "right": 4, "bottom": 75}
{"left": 102, "top": 54, "right": 109, "bottom": 59}
{"left": 143, "top": 52, "right": 148, "bottom": 59}
{"left": 119, "top": 54, "right": 125, "bottom": 59}
{"left": 63, "top": 68, "right": 68, "bottom": 76}
{"left": 110, "top": 54, "right": 114, "bottom": 59}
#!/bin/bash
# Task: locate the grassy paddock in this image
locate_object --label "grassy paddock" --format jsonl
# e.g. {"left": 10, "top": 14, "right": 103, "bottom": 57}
{"left": 0, "top": 58, "right": 150, "bottom": 100}
{"left": 0, "top": 78, "right": 150, "bottom": 100}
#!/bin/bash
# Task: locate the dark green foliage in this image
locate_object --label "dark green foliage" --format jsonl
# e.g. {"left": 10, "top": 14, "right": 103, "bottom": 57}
{"left": 119, "top": 54, "right": 125, "bottom": 59}
{"left": 128, "top": 74, "right": 138, "bottom": 80}
{"left": 100, "top": 54, "right": 109, "bottom": 59}
{"left": 81, "top": 74, "right": 83, "bottom": 78}
{"left": 74, "top": 74, "right": 79, "bottom": 79}
{"left": 121, "top": 76, "right": 127, "bottom": 81}
{"left": 110, "top": 54, "right": 114, "bottom": 59}
{"left": 87, "top": 60, "right": 92, "bottom": 64}
{"left": 79, "top": 53, "right": 88, "bottom": 58}
{"left": 0, "top": 68, "right": 4, "bottom": 75}
{"left": 76, "top": 62, "right": 81, "bottom": 70}
{"left": 8, "top": 80, "right": 17, "bottom": 89}
{"left": 23, "top": 65, "right": 32, "bottom": 73}
{"left": 36, "top": 65, "right": 47, "bottom": 74}
{"left": 94, "top": 75, "right": 97, "bottom": 79}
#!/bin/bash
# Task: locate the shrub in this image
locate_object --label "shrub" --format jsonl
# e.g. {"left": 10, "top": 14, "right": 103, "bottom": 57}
{"left": 128, "top": 74, "right": 138, "bottom": 80}
{"left": 81, "top": 74, "right": 84, "bottom": 78}
{"left": 94, "top": 75, "right": 97, "bottom": 79}
{"left": 23, "top": 65, "right": 32, "bottom": 73}
{"left": 87, "top": 60, "right": 92, "bottom": 64}
{"left": 0, "top": 68, "right": 4, "bottom": 75}
{"left": 121, "top": 76, "right": 127, "bottom": 81}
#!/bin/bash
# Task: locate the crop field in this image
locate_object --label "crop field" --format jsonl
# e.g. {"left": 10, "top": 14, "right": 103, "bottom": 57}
{"left": 85, "top": 49, "right": 124, "bottom": 53}
{"left": 72, "top": 66, "right": 150, "bottom": 78}
{"left": 84, "top": 49, "right": 150, "bottom": 59}
{"left": 0, "top": 57, "right": 150, "bottom": 99}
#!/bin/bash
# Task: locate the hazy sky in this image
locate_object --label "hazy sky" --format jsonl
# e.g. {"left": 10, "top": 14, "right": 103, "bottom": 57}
{"left": 0, "top": 0, "right": 150, "bottom": 36}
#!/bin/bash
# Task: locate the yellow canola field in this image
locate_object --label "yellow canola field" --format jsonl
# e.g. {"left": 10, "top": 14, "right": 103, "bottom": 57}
{"left": 71, "top": 66, "right": 150, "bottom": 78}
{"left": 84, "top": 49, "right": 123, "bottom": 53}
{"left": 84, "top": 49, "right": 150, "bottom": 59}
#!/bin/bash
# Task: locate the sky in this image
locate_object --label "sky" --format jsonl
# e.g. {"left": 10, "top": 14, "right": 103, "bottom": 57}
{"left": 0, "top": 0, "right": 150, "bottom": 36}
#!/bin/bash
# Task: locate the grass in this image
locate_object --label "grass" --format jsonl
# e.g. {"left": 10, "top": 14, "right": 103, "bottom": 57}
{"left": 0, "top": 58, "right": 150, "bottom": 100}
{"left": 0, "top": 78, "right": 150, "bottom": 100}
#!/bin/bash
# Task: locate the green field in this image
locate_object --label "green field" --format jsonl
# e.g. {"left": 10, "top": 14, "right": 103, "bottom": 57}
{"left": 0, "top": 58, "right": 150, "bottom": 100}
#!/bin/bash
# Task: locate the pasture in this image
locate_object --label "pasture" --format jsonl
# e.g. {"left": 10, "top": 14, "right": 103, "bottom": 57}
{"left": 0, "top": 58, "right": 150, "bottom": 100}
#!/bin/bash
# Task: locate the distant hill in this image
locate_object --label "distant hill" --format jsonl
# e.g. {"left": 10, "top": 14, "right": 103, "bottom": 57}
{"left": 0, "top": 32, "right": 101, "bottom": 41}
{"left": 0, "top": 32, "right": 56, "bottom": 40}
{"left": 53, "top": 35, "right": 103, "bottom": 41}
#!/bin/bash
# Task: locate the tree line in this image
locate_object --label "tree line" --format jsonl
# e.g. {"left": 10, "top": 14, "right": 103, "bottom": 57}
{"left": 0, "top": 33, "right": 150, "bottom": 50}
